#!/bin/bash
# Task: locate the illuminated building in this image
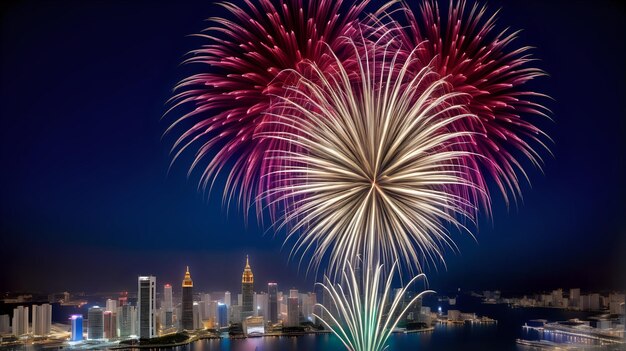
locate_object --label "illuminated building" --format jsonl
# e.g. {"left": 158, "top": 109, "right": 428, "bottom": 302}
{"left": 287, "top": 289, "right": 299, "bottom": 327}
{"left": 241, "top": 256, "right": 254, "bottom": 320}
{"left": 104, "top": 310, "right": 117, "bottom": 339}
{"left": 32, "top": 303, "right": 52, "bottom": 336}
{"left": 230, "top": 304, "right": 242, "bottom": 324}
{"left": 609, "top": 293, "right": 625, "bottom": 314}
{"left": 181, "top": 267, "right": 194, "bottom": 330}
{"left": 87, "top": 306, "right": 104, "bottom": 340}
{"left": 11, "top": 306, "right": 28, "bottom": 336}
{"left": 192, "top": 302, "right": 201, "bottom": 330}
{"left": 224, "top": 291, "right": 231, "bottom": 307}
{"left": 0, "top": 315, "right": 9, "bottom": 334}
{"left": 138, "top": 275, "right": 156, "bottom": 338}
{"left": 268, "top": 283, "right": 278, "bottom": 324}
{"left": 255, "top": 292, "right": 267, "bottom": 320}
{"left": 217, "top": 303, "right": 228, "bottom": 328}
{"left": 70, "top": 315, "right": 83, "bottom": 341}
{"left": 105, "top": 299, "right": 118, "bottom": 313}
{"left": 117, "top": 305, "right": 136, "bottom": 338}
{"left": 243, "top": 316, "right": 265, "bottom": 336}
{"left": 163, "top": 284, "right": 173, "bottom": 328}
{"left": 301, "top": 293, "right": 317, "bottom": 323}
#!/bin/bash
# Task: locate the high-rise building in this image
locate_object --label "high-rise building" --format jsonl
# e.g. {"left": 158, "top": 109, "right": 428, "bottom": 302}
{"left": 87, "top": 306, "right": 104, "bottom": 340}
{"left": 230, "top": 304, "right": 242, "bottom": 324}
{"left": 163, "top": 284, "right": 173, "bottom": 328}
{"left": 287, "top": 289, "right": 299, "bottom": 327}
{"left": 192, "top": 302, "right": 201, "bottom": 330}
{"left": 268, "top": 283, "right": 278, "bottom": 324}
{"left": 104, "top": 310, "right": 117, "bottom": 339}
{"left": 163, "top": 284, "right": 173, "bottom": 310}
{"left": 301, "top": 293, "right": 317, "bottom": 323}
{"left": 11, "top": 306, "right": 29, "bottom": 336}
{"left": 32, "top": 304, "right": 52, "bottom": 336}
{"left": 589, "top": 293, "right": 601, "bottom": 311}
{"left": 209, "top": 301, "right": 219, "bottom": 327}
{"left": 609, "top": 293, "right": 625, "bottom": 314}
{"left": 224, "top": 291, "right": 231, "bottom": 308}
{"left": 0, "top": 314, "right": 10, "bottom": 334}
{"left": 70, "top": 315, "right": 83, "bottom": 342}
{"left": 552, "top": 289, "right": 564, "bottom": 308}
{"left": 138, "top": 276, "right": 157, "bottom": 338}
{"left": 255, "top": 292, "right": 268, "bottom": 320}
{"left": 217, "top": 303, "right": 228, "bottom": 328}
{"left": 241, "top": 256, "right": 255, "bottom": 320}
{"left": 181, "top": 267, "right": 194, "bottom": 330}
{"left": 570, "top": 288, "right": 581, "bottom": 308}
{"left": 117, "top": 305, "right": 136, "bottom": 338}
{"left": 105, "top": 299, "right": 118, "bottom": 313}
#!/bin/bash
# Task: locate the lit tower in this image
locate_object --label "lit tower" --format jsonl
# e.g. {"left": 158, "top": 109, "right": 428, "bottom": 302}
{"left": 241, "top": 255, "right": 254, "bottom": 320}
{"left": 70, "top": 315, "right": 83, "bottom": 341}
{"left": 268, "top": 283, "right": 278, "bottom": 324}
{"left": 181, "top": 266, "right": 194, "bottom": 330}
{"left": 138, "top": 276, "right": 156, "bottom": 338}
{"left": 163, "top": 284, "right": 173, "bottom": 328}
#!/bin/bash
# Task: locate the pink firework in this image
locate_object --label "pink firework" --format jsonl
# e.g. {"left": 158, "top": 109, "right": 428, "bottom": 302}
{"left": 166, "top": 0, "right": 369, "bottom": 219}
{"left": 386, "top": 0, "right": 551, "bottom": 210}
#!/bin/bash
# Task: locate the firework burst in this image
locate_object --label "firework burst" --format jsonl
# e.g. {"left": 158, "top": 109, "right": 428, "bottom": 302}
{"left": 261, "top": 36, "right": 481, "bottom": 276}
{"left": 166, "top": 0, "right": 369, "bottom": 218}
{"left": 315, "top": 260, "right": 434, "bottom": 351}
{"left": 380, "top": 0, "right": 551, "bottom": 208}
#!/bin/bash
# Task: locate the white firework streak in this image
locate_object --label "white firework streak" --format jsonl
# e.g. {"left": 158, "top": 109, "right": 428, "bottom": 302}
{"left": 314, "top": 260, "right": 434, "bottom": 351}
{"left": 260, "top": 36, "right": 482, "bottom": 277}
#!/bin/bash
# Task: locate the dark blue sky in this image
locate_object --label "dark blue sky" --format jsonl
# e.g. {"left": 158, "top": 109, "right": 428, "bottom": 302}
{"left": 1, "top": 0, "right": 624, "bottom": 294}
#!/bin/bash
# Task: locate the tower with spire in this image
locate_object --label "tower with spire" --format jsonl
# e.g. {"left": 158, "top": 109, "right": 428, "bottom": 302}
{"left": 181, "top": 266, "right": 194, "bottom": 330}
{"left": 241, "top": 255, "right": 254, "bottom": 320}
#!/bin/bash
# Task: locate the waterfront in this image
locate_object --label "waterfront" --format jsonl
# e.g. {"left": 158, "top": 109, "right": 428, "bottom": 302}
{"left": 140, "top": 296, "right": 625, "bottom": 351}
{"left": 5, "top": 294, "right": 624, "bottom": 351}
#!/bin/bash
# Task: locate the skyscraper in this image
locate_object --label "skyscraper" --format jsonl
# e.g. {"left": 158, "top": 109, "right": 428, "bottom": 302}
{"left": 11, "top": 306, "right": 28, "bottom": 336}
{"left": 138, "top": 276, "right": 156, "bottom": 338}
{"left": 268, "top": 283, "right": 278, "bottom": 324}
{"left": 181, "top": 267, "right": 194, "bottom": 330}
{"left": 163, "top": 283, "right": 173, "bottom": 328}
{"left": 241, "top": 256, "right": 254, "bottom": 320}
{"left": 103, "top": 310, "right": 117, "bottom": 339}
{"left": 192, "top": 302, "right": 201, "bottom": 330}
{"left": 217, "top": 303, "right": 228, "bottom": 328}
{"left": 0, "top": 315, "right": 9, "bottom": 334}
{"left": 117, "top": 305, "right": 136, "bottom": 338}
{"left": 287, "top": 290, "right": 299, "bottom": 327}
{"left": 255, "top": 292, "right": 268, "bottom": 320}
{"left": 287, "top": 289, "right": 300, "bottom": 327}
{"left": 70, "top": 315, "right": 83, "bottom": 342}
{"left": 32, "top": 303, "right": 52, "bottom": 336}
{"left": 224, "top": 291, "right": 231, "bottom": 307}
{"left": 87, "top": 306, "right": 104, "bottom": 340}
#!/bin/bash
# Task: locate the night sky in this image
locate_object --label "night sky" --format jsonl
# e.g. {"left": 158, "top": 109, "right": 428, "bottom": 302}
{"left": 1, "top": 0, "right": 624, "bottom": 295}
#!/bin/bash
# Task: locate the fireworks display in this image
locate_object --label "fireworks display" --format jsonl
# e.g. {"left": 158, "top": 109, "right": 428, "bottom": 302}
{"left": 261, "top": 38, "right": 479, "bottom": 276}
{"left": 166, "top": 0, "right": 368, "bottom": 218}
{"left": 168, "top": 1, "right": 549, "bottom": 350}
{"left": 315, "top": 260, "right": 434, "bottom": 351}
{"left": 388, "top": 0, "right": 551, "bottom": 209}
